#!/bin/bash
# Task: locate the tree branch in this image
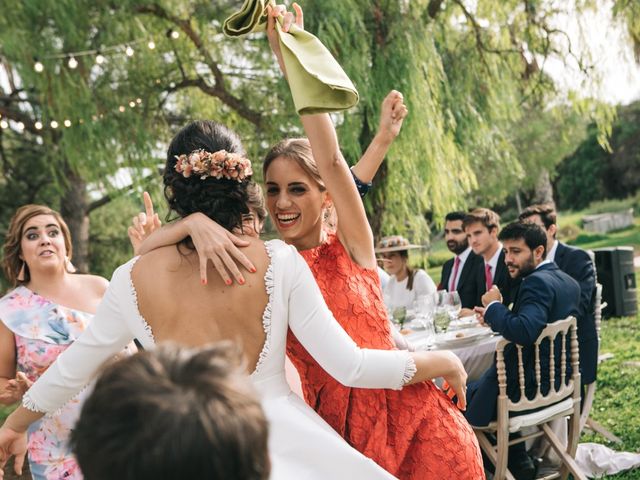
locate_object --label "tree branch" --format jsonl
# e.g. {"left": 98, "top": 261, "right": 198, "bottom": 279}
{"left": 135, "top": 3, "right": 263, "bottom": 127}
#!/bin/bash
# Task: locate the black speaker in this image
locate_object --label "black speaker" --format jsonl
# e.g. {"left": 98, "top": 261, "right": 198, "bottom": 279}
{"left": 594, "top": 247, "right": 637, "bottom": 318}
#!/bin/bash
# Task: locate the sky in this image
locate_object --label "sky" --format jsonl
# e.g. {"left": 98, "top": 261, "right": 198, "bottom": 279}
{"left": 543, "top": 1, "right": 640, "bottom": 106}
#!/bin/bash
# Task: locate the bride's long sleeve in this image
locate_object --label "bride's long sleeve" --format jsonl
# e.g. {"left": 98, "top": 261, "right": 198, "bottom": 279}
{"left": 286, "top": 249, "right": 415, "bottom": 389}
{"left": 22, "top": 262, "right": 139, "bottom": 413}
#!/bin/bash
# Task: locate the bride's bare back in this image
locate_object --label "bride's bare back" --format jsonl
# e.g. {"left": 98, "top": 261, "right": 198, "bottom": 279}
{"left": 131, "top": 236, "right": 270, "bottom": 372}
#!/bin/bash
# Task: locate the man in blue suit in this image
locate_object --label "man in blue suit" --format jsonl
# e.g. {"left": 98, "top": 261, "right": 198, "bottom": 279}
{"left": 519, "top": 204, "right": 598, "bottom": 386}
{"left": 464, "top": 222, "right": 580, "bottom": 480}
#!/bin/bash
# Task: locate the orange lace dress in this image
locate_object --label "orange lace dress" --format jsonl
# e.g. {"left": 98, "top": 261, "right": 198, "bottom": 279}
{"left": 287, "top": 233, "right": 485, "bottom": 479}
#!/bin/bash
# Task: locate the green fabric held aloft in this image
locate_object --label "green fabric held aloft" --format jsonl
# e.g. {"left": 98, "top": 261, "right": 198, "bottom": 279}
{"left": 223, "top": 0, "right": 359, "bottom": 115}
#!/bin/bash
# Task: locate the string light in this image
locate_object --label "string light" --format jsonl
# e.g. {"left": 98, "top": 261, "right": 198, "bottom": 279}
{"left": 167, "top": 29, "right": 179, "bottom": 40}
{"left": 129, "top": 101, "right": 136, "bottom": 108}
{"left": 64, "top": 119, "right": 72, "bottom": 127}
{"left": 136, "top": 98, "right": 142, "bottom": 104}
{"left": 16, "top": 122, "right": 25, "bottom": 131}
{"left": 147, "top": 40, "right": 156, "bottom": 50}
{"left": 68, "top": 56, "right": 78, "bottom": 69}
{"left": 125, "top": 45, "right": 135, "bottom": 57}
{"left": 50, "top": 120, "right": 59, "bottom": 129}
{"left": 34, "top": 121, "right": 43, "bottom": 130}
{"left": 118, "top": 105, "right": 126, "bottom": 112}
{"left": 0, "top": 120, "right": 8, "bottom": 129}
{"left": 95, "top": 53, "right": 106, "bottom": 65}
{"left": 34, "top": 61, "right": 44, "bottom": 73}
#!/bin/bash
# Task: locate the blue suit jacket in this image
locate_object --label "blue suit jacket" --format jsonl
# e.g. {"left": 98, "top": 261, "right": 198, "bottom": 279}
{"left": 554, "top": 242, "right": 597, "bottom": 384}
{"left": 465, "top": 262, "right": 580, "bottom": 426}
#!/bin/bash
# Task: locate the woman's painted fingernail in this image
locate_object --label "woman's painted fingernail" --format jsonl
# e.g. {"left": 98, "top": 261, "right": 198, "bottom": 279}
{"left": 201, "top": 279, "right": 207, "bottom": 285}
{"left": 238, "top": 278, "right": 245, "bottom": 285}
{"left": 225, "top": 279, "right": 232, "bottom": 286}
{"left": 250, "top": 267, "right": 257, "bottom": 273}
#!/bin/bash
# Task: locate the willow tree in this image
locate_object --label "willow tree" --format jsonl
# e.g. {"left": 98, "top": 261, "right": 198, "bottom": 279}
{"left": 0, "top": 0, "right": 633, "bottom": 272}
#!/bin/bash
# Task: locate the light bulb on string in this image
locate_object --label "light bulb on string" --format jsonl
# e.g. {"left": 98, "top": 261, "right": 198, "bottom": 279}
{"left": 34, "top": 121, "right": 43, "bottom": 130}
{"left": 34, "top": 60, "right": 44, "bottom": 73}
{"left": 0, "top": 120, "right": 8, "bottom": 129}
{"left": 129, "top": 101, "right": 136, "bottom": 108}
{"left": 125, "top": 45, "right": 135, "bottom": 57}
{"left": 68, "top": 56, "right": 78, "bottom": 69}
{"left": 50, "top": 120, "right": 59, "bottom": 129}
{"left": 118, "top": 106, "right": 126, "bottom": 113}
{"left": 16, "top": 122, "right": 25, "bottom": 131}
{"left": 96, "top": 53, "right": 106, "bottom": 65}
{"left": 167, "top": 29, "right": 179, "bottom": 40}
{"left": 147, "top": 40, "right": 156, "bottom": 49}
{"left": 136, "top": 98, "right": 142, "bottom": 104}
{"left": 64, "top": 119, "right": 72, "bottom": 127}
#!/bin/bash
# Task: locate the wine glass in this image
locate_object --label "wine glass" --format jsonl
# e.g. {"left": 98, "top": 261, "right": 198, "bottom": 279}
{"left": 391, "top": 306, "right": 407, "bottom": 330}
{"left": 445, "top": 291, "right": 462, "bottom": 321}
{"left": 433, "top": 291, "right": 451, "bottom": 333}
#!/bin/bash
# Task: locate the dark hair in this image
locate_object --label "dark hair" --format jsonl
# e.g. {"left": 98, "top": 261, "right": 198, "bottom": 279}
{"left": 498, "top": 222, "right": 548, "bottom": 258}
{"left": 2, "top": 205, "right": 73, "bottom": 286}
{"left": 397, "top": 250, "right": 418, "bottom": 290}
{"left": 71, "top": 343, "right": 270, "bottom": 480}
{"left": 163, "top": 120, "right": 266, "bottom": 231}
{"left": 519, "top": 203, "right": 557, "bottom": 230}
{"left": 462, "top": 208, "right": 500, "bottom": 232}
{"left": 444, "top": 211, "right": 467, "bottom": 223}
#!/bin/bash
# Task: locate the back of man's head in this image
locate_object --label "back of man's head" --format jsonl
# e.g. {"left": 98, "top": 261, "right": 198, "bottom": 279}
{"left": 72, "top": 343, "right": 270, "bottom": 480}
{"left": 518, "top": 203, "right": 557, "bottom": 229}
{"left": 498, "top": 222, "right": 548, "bottom": 259}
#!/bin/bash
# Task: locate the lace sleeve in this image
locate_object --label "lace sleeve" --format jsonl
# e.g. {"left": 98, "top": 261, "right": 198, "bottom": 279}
{"left": 23, "top": 262, "right": 137, "bottom": 413}
{"left": 286, "top": 249, "right": 413, "bottom": 390}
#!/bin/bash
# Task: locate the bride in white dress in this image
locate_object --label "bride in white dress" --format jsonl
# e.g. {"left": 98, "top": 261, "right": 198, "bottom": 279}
{"left": 0, "top": 125, "right": 468, "bottom": 480}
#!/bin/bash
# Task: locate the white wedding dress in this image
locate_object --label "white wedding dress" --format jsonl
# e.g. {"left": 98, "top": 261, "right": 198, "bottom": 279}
{"left": 24, "top": 240, "right": 416, "bottom": 479}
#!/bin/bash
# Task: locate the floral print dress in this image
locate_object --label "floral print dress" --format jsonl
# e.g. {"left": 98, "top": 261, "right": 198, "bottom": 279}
{"left": 0, "top": 286, "right": 91, "bottom": 480}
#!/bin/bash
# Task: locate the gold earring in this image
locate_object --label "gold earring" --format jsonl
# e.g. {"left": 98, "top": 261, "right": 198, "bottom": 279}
{"left": 65, "top": 256, "right": 77, "bottom": 274}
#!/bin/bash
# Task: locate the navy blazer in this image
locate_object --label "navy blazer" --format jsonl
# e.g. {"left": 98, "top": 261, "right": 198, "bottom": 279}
{"left": 465, "top": 263, "right": 580, "bottom": 426}
{"left": 554, "top": 242, "right": 598, "bottom": 384}
{"left": 440, "top": 251, "right": 483, "bottom": 309}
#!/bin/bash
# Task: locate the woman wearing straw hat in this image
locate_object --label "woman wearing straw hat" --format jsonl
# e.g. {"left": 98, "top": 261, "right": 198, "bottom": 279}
{"left": 376, "top": 235, "right": 437, "bottom": 313}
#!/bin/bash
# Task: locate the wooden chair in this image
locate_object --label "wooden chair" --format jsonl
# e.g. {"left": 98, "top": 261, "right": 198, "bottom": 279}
{"left": 473, "top": 316, "right": 587, "bottom": 480}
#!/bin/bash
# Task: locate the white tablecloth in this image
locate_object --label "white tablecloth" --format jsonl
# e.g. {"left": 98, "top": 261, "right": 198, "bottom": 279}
{"left": 406, "top": 330, "right": 501, "bottom": 381}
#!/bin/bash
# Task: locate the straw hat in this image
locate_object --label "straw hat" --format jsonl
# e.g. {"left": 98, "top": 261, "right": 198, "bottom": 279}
{"left": 375, "top": 235, "right": 423, "bottom": 253}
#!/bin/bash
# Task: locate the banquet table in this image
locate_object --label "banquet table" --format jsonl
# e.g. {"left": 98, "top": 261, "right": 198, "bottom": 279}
{"left": 405, "top": 327, "right": 501, "bottom": 382}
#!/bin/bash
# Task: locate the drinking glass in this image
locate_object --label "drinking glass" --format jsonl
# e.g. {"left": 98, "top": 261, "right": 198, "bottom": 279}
{"left": 433, "top": 291, "right": 451, "bottom": 333}
{"left": 391, "top": 306, "right": 407, "bottom": 330}
{"left": 445, "top": 291, "right": 462, "bottom": 321}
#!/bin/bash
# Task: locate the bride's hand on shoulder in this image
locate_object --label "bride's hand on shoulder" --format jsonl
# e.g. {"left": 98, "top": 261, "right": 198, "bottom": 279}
{"left": 184, "top": 213, "right": 257, "bottom": 286}
{"left": 266, "top": 2, "right": 303, "bottom": 75}
{"left": 0, "top": 425, "right": 27, "bottom": 478}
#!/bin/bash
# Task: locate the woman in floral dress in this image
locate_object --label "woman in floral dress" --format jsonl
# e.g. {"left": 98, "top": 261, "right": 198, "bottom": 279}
{"left": 0, "top": 205, "right": 109, "bottom": 480}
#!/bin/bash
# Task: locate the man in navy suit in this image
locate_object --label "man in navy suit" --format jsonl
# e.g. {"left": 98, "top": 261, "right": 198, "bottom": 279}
{"left": 462, "top": 208, "right": 519, "bottom": 307}
{"left": 519, "top": 204, "right": 598, "bottom": 386}
{"left": 439, "top": 211, "right": 484, "bottom": 309}
{"left": 464, "top": 222, "right": 580, "bottom": 479}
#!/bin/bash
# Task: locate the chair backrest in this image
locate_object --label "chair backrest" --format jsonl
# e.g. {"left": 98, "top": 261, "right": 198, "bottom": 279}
{"left": 495, "top": 316, "right": 580, "bottom": 414}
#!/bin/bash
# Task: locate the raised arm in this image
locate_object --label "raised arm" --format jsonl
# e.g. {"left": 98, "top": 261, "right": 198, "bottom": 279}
{"left": 351, "top": 90, "right": 408, "bottom": 184}
{"left": 286, "top": 248, "right": 467, "bottom": 407}
{"left": 266, "top": 5, "right": 393, "bottom": 269}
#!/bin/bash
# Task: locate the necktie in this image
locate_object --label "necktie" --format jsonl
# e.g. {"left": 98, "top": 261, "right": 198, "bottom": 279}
{"left": 450, "top": 256, "right": 461, "bottom": 292}
{"left": 485, "top": 263, "right": 492, "bottom": 292}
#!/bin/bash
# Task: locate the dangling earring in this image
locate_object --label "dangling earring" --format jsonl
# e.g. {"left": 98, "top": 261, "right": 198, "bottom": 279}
{"left": 65, "top": 256, "right": 77, "bottom": 274}
{"left": 17, "top": 262, "right": 26, "bottom": 282}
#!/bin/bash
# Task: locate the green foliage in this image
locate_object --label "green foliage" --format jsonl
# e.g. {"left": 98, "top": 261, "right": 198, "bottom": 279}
{"left": 556, "top": 102, "right": 640, "bottom": 210}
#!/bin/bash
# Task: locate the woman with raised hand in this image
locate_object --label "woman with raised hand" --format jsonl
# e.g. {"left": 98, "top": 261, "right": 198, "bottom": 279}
{"left": 132, "top": 4, "right": 484, "bottom": 479}
{"left": 0, "top": 205, "right": 109, "bottom": 480}
{"left": 0, "top": 119, "right": 471, "bottom": 480}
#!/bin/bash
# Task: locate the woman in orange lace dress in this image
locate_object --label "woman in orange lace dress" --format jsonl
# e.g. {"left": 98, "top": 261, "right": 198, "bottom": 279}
{"left": 258, "top": 6, "right": 484, "bottom": 477}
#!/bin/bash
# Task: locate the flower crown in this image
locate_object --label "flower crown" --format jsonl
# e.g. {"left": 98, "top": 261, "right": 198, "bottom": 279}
{"left": 174, "top": 149, "right": 253, "bottom": 182}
